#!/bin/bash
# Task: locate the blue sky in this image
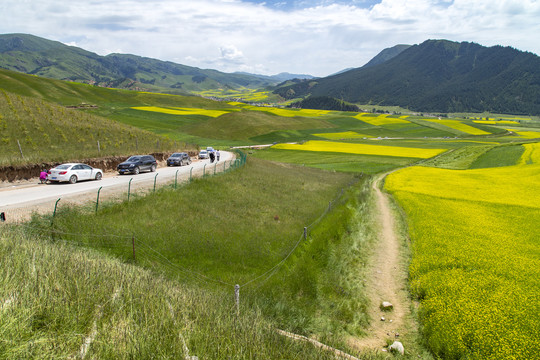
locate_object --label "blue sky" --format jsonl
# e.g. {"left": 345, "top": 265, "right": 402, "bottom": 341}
{"left": 1, "top": 0, "right": 539, "bottom": 77}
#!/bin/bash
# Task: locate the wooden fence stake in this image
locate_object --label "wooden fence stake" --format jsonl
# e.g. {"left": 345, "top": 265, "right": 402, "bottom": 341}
{"left": 132, "top": 235, "right": 136, "bottom": 262}
{"left": 234, "top": 284, "right": 240, "bottom": 315}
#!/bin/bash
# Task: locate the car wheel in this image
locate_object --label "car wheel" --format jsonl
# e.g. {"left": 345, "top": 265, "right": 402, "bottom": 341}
{"left": 69, "top": 175, "right": 77, "bottom": 184}
{"left": 133, "top": 167, "right": 140, "bottom": 175}
{"left": 95, "top": 172, "right": 102, "bottom": 180}
{"left": 179, "top": 160, "right": 184, "bottom": 166}
{"left": 151, "top": 164, "right": 156, "bottom": 172}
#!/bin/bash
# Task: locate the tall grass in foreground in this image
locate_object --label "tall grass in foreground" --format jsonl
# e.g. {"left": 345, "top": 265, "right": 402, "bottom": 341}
{"left": 0, "top": 227, "right": 343, "bottom": 359}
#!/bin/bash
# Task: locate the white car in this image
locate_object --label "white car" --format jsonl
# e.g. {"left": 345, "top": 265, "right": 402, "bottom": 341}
{"left": 198, "top": 150, "right": 209, "bottom": 159}
{"left": 47, "top": 163, "right": 103, "bottom": 184}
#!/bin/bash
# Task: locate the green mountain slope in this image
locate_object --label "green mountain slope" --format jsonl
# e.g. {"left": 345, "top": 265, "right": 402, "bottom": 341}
{"left": 275, "top": 40, "right": 540, "bottom": 115}
{"left": 0, "top": 33, "right": 277, "bottom": 93}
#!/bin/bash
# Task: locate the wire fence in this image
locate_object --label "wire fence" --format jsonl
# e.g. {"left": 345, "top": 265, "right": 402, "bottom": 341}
{"left": 0, "top": 153, "right": 247, "bottom": 224}
{"left": 3, "top": 155, "right": 360, "bottom": 311}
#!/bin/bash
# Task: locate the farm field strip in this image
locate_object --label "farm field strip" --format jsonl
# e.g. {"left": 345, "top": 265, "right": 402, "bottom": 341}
{"left": 506, "top": 128, "right": 540, "bottom": 139}
{"left": 519, "top": 142, "right": 540, "bottom": 164}
{"left": 313, "top": 131, "right": 373, "bottom": 139}
{"left": 131, "top": 106, "right": 231, "bottom": 118}
{"left": 354, "top": 113, "right": 411, "bottom": 125}
{"left": 473, "top": 120, "right": 519, "bottom": 125}
{"left": 426, "top": 119, "right": 491, "bottom": 135}
{"left": 386, "top": 163, "right": 540, "bottom": 208}
{"left": 273, "top": 140, "right": 447, "bottom": 158}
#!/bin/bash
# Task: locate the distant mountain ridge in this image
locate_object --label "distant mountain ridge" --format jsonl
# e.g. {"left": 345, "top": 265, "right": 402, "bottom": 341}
{"left": 0, "top": 33, "right": 283, "bottom": 93}
{"left": 275, "top": 40, "right": 540, "bottom": 115}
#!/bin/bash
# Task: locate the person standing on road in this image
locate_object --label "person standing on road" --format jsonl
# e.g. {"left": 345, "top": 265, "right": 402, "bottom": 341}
{"left": 216, "top": 150, "right": 220, "bottom": 161}
{"left": 209, "top": 150, "right": 215, "bottom": 163}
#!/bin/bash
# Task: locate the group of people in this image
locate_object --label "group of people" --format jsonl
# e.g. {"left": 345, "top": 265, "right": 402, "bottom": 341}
{"left": 209, "top": 149, "right": 220, "bottom": 163}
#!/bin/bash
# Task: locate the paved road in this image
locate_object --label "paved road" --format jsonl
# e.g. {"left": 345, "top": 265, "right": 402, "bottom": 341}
{"left": 0, "top": 151, "right": 234, "bottom": 219}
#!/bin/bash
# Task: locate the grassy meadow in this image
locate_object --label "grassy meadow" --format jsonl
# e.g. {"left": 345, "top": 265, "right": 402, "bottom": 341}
{"left": 0, "top": 90, "right": 182, "bottom": 166}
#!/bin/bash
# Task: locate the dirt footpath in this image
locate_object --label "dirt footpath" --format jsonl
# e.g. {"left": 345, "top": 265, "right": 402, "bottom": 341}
{"left": 349, "top": 174, "right": 413, "bottom": 352}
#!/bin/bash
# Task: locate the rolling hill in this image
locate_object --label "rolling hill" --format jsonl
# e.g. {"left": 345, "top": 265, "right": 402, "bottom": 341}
{"left": 0, "top": 33, "right": 280, "bottom": 94}
{"left": 274, "top": 40, "right": 540, "bottom": 115}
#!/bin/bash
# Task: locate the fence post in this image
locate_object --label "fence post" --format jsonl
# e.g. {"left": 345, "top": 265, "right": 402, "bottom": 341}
{"left": 153, "top": 173, "right": 158, "bottom": 192}
{"left": 190, "top": 167, "right": 193, "bottom": 182}
{"left": 234, "top": 284, "right": 240, "bottom": 315}
{"left": 52, "top": 198, "right": 61, "bottom": 219}
{"left": 224, "top": 161, "right": 226, "bottom": 172}
{"left": 17, "top": 139, "right": 24, "bottom": 159}
{"left": 214, "top": 163, "right": 217, "bottom": 175}
{"left": 128, "top": 178, "right": 133, "bottom": 201}
{"left": 304, "top": 227, "right": 307, "bottom": 240}
{"left": 203, "top": 164, "right": 207, "bottom": 177}
{"left": 175, "top": 169, "right": 179, "bottom": 189}
{"left": 95, "top": 186, "right": 102, "bottom": 214}
{"left": 132, "top": 235, "right": 136, "bottom": 262}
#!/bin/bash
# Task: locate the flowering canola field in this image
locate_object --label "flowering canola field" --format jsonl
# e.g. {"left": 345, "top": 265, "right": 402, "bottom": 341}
{"left": 132, "top": 106, "right": 230, "bottom": 118}
{"left": 385, "top": 144, "right": 540, "bottom": 359}
{"left": 428, "top": 119, "right": 491, "bottom": 135}
{"left": 354, "top": 113, "right": 411, "bottom": 126}
{"left": 273, "top": 140, "right": 446, "bottom": 158}
{"left": 313, "top": 131, "right": 373, "bottom": 140}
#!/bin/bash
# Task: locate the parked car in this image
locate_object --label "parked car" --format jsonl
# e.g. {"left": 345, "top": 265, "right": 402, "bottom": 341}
{"left": 206, "top": 146, "right": 214, "bottom": 153}
{"left": 117, "top": 155, "right": 157, "bottom": 175}
{"left": 198, "top": 150, "right": 209, "bottom": 159}
{"left": 167, "top": 152, "right": 192, "bottom": 166}
{"left": 47, "top": 163, "right": 103, "bottom": 184}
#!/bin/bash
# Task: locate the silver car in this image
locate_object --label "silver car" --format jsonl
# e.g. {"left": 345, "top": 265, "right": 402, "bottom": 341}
{"left": 47, "top": 163, "right": 103, "bottom": 184}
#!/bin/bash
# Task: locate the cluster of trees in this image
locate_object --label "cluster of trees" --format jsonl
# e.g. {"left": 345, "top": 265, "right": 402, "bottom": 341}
{"left": 288, "top": 96, "right": 359, "bottom": 112}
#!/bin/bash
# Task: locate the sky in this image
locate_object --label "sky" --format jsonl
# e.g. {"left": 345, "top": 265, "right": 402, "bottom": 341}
{"left": 1, "top": 0, "right": 539, "bottom": 77}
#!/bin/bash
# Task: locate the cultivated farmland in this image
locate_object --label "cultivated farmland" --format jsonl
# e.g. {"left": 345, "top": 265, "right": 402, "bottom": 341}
{"left": 384, "top": 143, "right": 540, "bottom": 359}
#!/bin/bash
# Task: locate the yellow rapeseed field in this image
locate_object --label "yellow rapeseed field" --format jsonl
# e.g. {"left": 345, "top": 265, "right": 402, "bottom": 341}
{"left": 354, "top": 113, "right": 411, "bottom": 126}
{"left": 473, "top": 120, "right": 519, "bottom": 125}
{"left": 385, "top": 159, "right": 540, "bottom": 359}
{"left": 506, "top": 128, "right": 540, "bottom": 139}
{"left": 313, "top": 131, "right": 373, "bottom": 140}
{"left": 519, "top": 142, "right": 540, "bottom": 165}
{"left": 427, "top": 119, "right": 491, "bottom": 135}
{"left": 273, "top": 140, "right": 446, "bottom": 158}
{"left": 132, "top": 106, "right": 229, "bottom": 118}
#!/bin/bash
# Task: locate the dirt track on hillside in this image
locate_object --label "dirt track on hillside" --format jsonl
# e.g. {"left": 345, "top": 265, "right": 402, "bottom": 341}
{"left": 348, "top": 173, "right": 412, "bottom": 353}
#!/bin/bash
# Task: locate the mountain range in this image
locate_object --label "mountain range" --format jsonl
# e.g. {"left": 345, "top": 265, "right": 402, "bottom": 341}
{"left": 2, "top": 33, "right": 540, "bottom": 115}
{"left": 0, "top": 33, "right": 312, "bottom": 94}
{"left": 275, "top": 40, "right": 540, "bottom": 115}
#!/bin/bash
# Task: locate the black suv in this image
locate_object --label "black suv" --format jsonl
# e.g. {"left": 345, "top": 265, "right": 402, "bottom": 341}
{"left": 117, "top": 155, "right": 157, "bottom": 175}
{"left": 166, "top": 152, "right": 192, "bottom": 166}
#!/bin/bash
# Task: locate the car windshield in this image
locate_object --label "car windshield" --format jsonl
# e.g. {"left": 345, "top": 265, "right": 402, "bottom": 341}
{"left": 127, "top": 156, "right": 140, "bottom": 162}
{"left": 56, "top": 164, "right": 71, "bottom": 170}
{"left": 171, "top": 153, "right": 182, "bottom": 157}
{"left": 200, "top": 150, "right": 207, "bottom": 154}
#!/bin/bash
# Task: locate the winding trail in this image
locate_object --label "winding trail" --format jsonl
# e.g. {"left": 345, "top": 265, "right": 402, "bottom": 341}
{"left": 349, "top": 173, "right": 413, "bottom": 352}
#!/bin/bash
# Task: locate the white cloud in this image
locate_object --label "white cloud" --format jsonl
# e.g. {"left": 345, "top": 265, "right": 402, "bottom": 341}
{"left": 0, "top": 0, "right": 539, "bottom": 76}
